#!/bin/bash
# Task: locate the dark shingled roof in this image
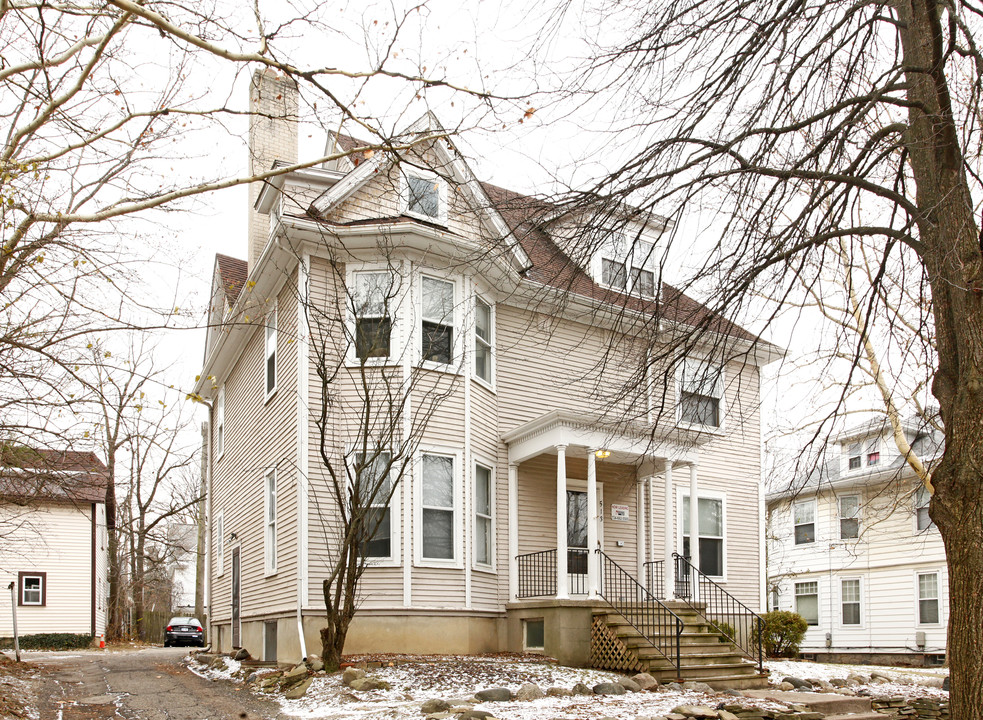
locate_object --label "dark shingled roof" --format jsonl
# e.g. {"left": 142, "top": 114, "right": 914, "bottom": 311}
{"left": 0, "top": 447, "right": 109, "bottom": 504}
{"left": 479, "top": 182, "right": 758, "bottom": 342}
{"left": 216, "top": 253, "right": 248, "bottom": 307}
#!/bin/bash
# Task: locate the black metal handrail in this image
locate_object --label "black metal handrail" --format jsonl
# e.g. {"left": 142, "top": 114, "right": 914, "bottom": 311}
{"left": 598, "top": 550, "right": 682, "bottom": 676}
{"left": 643, "top": 560, "right": 664, "bottom": 599}
{"left": 672, "top": 552, "right": 764, "bottom": 672}
{"left": 516, "top": 548, "right": 590, "bottom": 598}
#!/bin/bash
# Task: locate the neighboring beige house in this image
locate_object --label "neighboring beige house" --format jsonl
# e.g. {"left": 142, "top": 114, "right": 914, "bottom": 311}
{"left": 767, "top": 419, "right": 946, "bottom": 665}
{"left": 0, "top": 449, "right": 109, "bottom": 640}
{"left": 196, "top": 70, "right": 780, "bottom": 684}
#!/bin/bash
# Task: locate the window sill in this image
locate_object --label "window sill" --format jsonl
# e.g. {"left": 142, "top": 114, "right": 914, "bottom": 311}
{"left": 415, "top": 559, "right": 463, "bottom": 570}
{"left": 472, "top": 375, "right": 496, "bottom": 394}
{"left": 676, "top": 419, "right": 726, "bottom": 435}
{"left": 473, "top": 563, "right": 497, "bottom": 575}
{"left": 264, "top": 568, "right": 278, "bottom": 578}
{"left": 264, "top": 388, "right": 278, "bottom": 406}
{"left": 419, "top": 359, "right": 463, "bottom": 375}
{"left": 364, "top": 558, "right": 401, "bottom": 569}
{"left": 404, "top": 209, "right": 449, "bottom": 227}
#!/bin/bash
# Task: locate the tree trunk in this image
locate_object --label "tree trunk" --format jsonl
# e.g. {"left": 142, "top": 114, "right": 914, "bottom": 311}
{"left": 134, "top": 534, "right": 146, "bottom": 642}
{"left": 104, "top": 448, "right": 122, "bottom": 641}
{"left": 898, "top": 2, "right": 983, "bottom": 717}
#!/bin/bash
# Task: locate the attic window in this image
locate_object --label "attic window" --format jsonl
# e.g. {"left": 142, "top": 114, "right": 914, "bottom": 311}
{"left": 599, "top": 236, "right": 656, "bottom": 296}
{"left": 407, "top": 175, "right": 442, "bottom": 219}
{"left": 847, "top": 442, "right": 862, "bottom": 470}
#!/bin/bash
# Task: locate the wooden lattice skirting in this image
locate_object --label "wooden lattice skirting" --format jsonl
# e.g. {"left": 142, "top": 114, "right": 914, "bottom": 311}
{"left": 589, "top": 615, "right": 643, "bottom": 673}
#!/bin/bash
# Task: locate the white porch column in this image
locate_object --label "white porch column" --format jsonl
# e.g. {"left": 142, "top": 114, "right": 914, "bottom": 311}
{"left": 689, "top": 462, "right": 700, "bottom": 603}
{"left": 636, "top": 477, "right": 646, "bottom": 583}
{"left": 556, "top": 444, "right": 569, "bottom": 599}
{"left": 664, "top": 462, "right": 674, "bottom": 600}
{"left": 508, "top": 463, "right": 519, "bottom": 601}
{"left": 586, "top": 449, "right": 599, "bottom": 598}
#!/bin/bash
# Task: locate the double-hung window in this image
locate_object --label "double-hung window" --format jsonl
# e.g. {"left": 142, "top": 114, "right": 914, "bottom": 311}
{"left": 265, "top": 469, "right": 277, "bottom": 574}
{"left": 422, "top": 277, "right": 454, "bottom": 365}
{"left": 421, "top": 454, "right": 455, "bottom": 560}
{"left": 474, "top": 298, "right": 492, "bottom": 383}
{"left": 356, "top": 451, "right": 393, "bottom": 560}
{"left": 793, "top": 500, "right": 815, "bottom": 545}
{"left": 353, "top": 272, "right": 395, "bottom": 360}
{"left": 917, "top": 571, "right": 940, "bottom": 624}
{"left": 215, "top": 387, "right": 225, "bottom": 458}
{"left": 839, "top": 495, "right": 860, "bottom": 539}
{"left": 265, "top": 305, "right": 277, "bottom": 398}
{"left": 795, "top": 581, "right": 819, "bottom": 625}
{"left": 915, "top": 487, "right": 934, "bottom": 530}
{"left": 867, "top": 439, "right": 880, "bottom": 466}
{"left": 682, "top": 495, "right": 724, "bottom": 577}
{"left": 841, "top": 578, "right": 861, "bottom": 625}
{"left": 847, "top": 442, "right": 862, "bottom": 470}
{"left": 770, "top": 587, "right": 780, "bottom": 612}
{"left": 678, "top": 358, "right": 723, "bottom": 428}
{"left": 629, "top": 240, "right": 655, "bottom": 296}
{"left": 601, "top": 258, "right": 628, "bottom": 290}
{"left": 18, "top": 572, "right": 45, "bottom": 606}
{"left": 475, "top": 464, "right": 493, "bottom": 567}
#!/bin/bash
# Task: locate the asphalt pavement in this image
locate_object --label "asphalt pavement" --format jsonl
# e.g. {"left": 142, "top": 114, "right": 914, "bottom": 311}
{"left": 32, "top": 646, "right": 284, "bottom": 720}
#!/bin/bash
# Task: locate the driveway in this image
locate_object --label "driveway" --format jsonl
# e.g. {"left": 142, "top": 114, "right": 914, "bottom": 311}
{"left": 32, "top": 647, "right": 285, "bottom": 720}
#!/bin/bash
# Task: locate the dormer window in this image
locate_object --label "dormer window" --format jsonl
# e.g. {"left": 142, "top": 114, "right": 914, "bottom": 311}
{"left": 404, "top": 172, "right": 446, "bottom": 221}
{"left": 598, "top": 236, "right": 656, "bottom": 296}
{"left": 866, "top": 438, "right": 880, "bottom": 466}
{"left": 847, "top": 442, "right": 862, "bottom": 470}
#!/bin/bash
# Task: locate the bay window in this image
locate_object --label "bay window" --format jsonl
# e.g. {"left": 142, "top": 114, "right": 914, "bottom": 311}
{"left": 353, "top": 271, "right": 395, "bottom": 360}
{"left": 793, "top": 500, "right": 815, "bottom": 545}
{"left": 356, "top": 451, "right": 394, "bottom": 560}
{"left": 474, "top": 298, "right": 492, "bottom": 383}
{"left": 422, "top": 276, "right": 454, "bottom": 365}
{"left": 421, "top": 454, "right": 455, "bottom": 560}
{"left": 475, "top": 464, "right": 493, "bottom": 567}
{"left": 795, "top": 581, "right": 819, "bottom": 625}
{"left": 841, "top": 578, "right": 861, "bottom": 625}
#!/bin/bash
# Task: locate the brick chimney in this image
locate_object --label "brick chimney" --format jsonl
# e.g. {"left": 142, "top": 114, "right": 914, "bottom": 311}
{"left": 248, "top": 68, "right": 298, "bottom": 271}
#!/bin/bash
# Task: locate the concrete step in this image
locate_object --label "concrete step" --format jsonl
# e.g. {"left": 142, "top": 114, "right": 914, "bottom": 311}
{"left": 824, "top": 714, "right": 885, "bottom": 720}
{"left": 743, "top": 690, "right": 874, "bottom": 715}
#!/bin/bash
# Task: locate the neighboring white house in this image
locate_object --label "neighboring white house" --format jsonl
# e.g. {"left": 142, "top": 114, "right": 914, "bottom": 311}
{"left": 167, "top": 523, "right": 200, "bottom": 614}
{"left": 0, "top": 448, "right": 110, "bottom": 641}
{"left": 195, "top": 70, "right": 780, "bottom": 683}
{"left": 767, "top": 418, "right": 946, "bottom": 665}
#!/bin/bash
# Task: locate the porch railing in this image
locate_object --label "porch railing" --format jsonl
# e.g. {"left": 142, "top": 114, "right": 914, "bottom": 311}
{"left": 598, "top": 550, "right": 682, "bottom": 675}
{"left": 516, "top": 548, "right": 590, "bottom": 598}
{"left": 672, "top": 553, "right": 764, "bottom": 673}
{"left": 643, "top": 557, "right": 693, "bottom": 600}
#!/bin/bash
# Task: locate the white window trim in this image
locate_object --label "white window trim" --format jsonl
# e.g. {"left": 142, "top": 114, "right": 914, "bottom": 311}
{"left": 346, "top": 264, "right": 404, "bottom": 367}
{"left": 915, "top": 569, "right": 944, "bottom": 627}
{"left": 838, "top": 494, "right": 861, "bottom": 540}
{"left": 794, "top": 579, "right": 820, "bottom": 626}
{"left": 349, "top": 448, "right": 402, "bottom": 568}
{"left": 264, "top": 303, "right": 278, "bottom": 403}
{"left": 838, "top": 576, "right": 864, "bottom": 628}
{"left": 264, "top": 469, "right": 277, "bottom": 576}
{"left": 401, "top": 168, "right": 448, "bottom": 224}
{"left": 793, "top": 498, "right": 817, "bottom": 546}
{"left": 20, "top": 574, "right": 43, "bottom": 606}
{"left": 674, "top": 355, "right": 726, "bottom": 433}
{"left": 914, "top": 487, "right": 935, "bottom": 533}
{"left": 770, "top": 585, "right": 781, "bottom": 613}
{"left": 593, "top": 233, "right": 658, "bottom": 297}
{"left": 472, "top": 293, "right": 495, "bottom": 391}
{"left": 418, "top": 272, "right": 461, "bottom": 372}
{"left": 676, "top": 488, "right": 727, "bottom": 582}
{"left": 215, "top": 510, "right": 224, "bottom": 576}
{"left": 215, "top": 386, "right": 225, "bottom": 460}
{"left": 414, "top": 447, "right": 462, "bottom": 568}
{"left": 473, "top": 460, "right": 496, "bottom": 573}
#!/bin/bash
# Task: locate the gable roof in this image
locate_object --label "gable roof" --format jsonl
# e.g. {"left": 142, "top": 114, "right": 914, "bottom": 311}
{"left": 0, "top": 447, "right": 109, "bottom": 504}
{"left": 216, "top": 254, "right": 248, "bottom": 308}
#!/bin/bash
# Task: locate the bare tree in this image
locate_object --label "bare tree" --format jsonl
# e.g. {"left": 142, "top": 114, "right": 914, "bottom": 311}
{"left": 527, "top": 0, "right": 983, "bottom": 712}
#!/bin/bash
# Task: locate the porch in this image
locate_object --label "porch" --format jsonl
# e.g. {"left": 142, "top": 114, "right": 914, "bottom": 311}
{"left": 502, "top": 411, "right": 767, "bottom": 688}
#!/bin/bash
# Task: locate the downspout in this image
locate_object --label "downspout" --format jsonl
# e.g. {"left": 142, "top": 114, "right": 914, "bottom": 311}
{"left": 193, "top": 398, "right": 214, "bottom": 648}
{"left": 296, "top": 252, "right": 310, "bottom": 661}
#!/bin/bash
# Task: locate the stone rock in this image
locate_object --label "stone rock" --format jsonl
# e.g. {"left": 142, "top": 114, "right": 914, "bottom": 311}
{"left": 350, "top": 677, "right": 390, "bottom": 691}
{"left": 870, "top": 671, "right": 893, "bottom": 682}
{"left": 232, "top": 648, "right": 250, "bottom": 661}
{"left": 663, "top": 682, "right": 683, "bottom": 692}
{"left": 547, "top": 687, "right": 573, "bottom": 697}
{"left": 829, "top": 678, "right": 851, "bottom": 687}
{"left": 671, "top": 705, "right": 718, "bottom": 719}
{"left": 516, "top": 682, "right": 546, "bottom": 701}
{"left": 722, "top": 690, "right": 744, "bottom": 697}
{"left": 342, "top": 667, "right": 367, "bottom": 685}
{"left": 570, "top": 683, "right": 593, "bottom": 695}
{"left": 459, "top": 711, "right": 493, "bottom": 720}
{"left": 782, "top": 676, "right": 812, "bottom": 690}
{"left": 777, "top": 682, "right": 795, "bottom": 691}
{"left": 475, "top": 688, "right": 513, "bottom": 702}
{"left": 307, "top": 657, "right": 325, "bottom": 673}
{"left": 632, "top": 673, "right": 659, "bottom": 690}
{"left": 592, "top": 682, "right": 626, "bottom": 696}
{"left": 681, "top": 681, "right": 715, "bottom": 694}
{"left": 846, "top": 673, "right": 868, "bottom": 685}
{"left": 943, "top": 676, "right": 951, "bottom": 692}
{"left": 284, "top": 678, "right": 313, "bottom": 699}
{"left": 425, "top": 713, "right": 453, "bottom": 720}
{"left": 208, "top": 656, "right": 227, "bottom": 670}
{"left": 834, "top": 687, "right": 857, "bottom": 696}
{"left": 718, "top": 711, "right": 740, "bottom": 720}
{"left": 196, "top": 653, "right": 219, "bottom": 665}
{"left": 618, "top": 677, "right": 641, "bottom": 692}
{"left": 421, "top": 699, "right": 451, "bottom": 714}
{"left": 666, "top": 714, "right": 687, "bottom": 720}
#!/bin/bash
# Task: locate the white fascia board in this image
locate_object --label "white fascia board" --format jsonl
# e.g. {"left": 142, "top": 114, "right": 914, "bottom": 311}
{"left": 308, "top": 152, "right": 386, "bottom": 216}
{"left": 257, "top": 165, "right": 346, "bottom": 214}
{"left": 765, "top": 464, "right": 922, "bottom": 504}
{"left": 195, "top": 233, "right": 297, "bottom": 398}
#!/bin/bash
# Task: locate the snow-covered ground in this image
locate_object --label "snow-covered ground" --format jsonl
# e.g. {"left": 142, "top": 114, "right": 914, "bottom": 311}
{"left": 185, "top": 654, "right": 950, "bottom": 720}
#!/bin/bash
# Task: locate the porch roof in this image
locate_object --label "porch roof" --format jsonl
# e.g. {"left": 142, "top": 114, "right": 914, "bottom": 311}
{"left": 501, "top": 409, "right": 700, "bottom": 467}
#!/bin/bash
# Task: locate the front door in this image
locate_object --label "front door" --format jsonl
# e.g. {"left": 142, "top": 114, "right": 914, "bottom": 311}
{"left": 231, "top": 546, "right": 241, "bottom": 648}
{"left": 566, "top": 488, "right": 602, "bottom": 593}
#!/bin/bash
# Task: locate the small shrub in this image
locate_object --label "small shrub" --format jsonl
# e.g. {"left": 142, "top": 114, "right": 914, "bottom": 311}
{"left": 711, "top": 621, "right": 737, "bottom": 643}
{"left": 0, "top": 633, "right": 94, "bottom": 650}
{"left": 762, "top": 610, "right": 808, "bottom": 657}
